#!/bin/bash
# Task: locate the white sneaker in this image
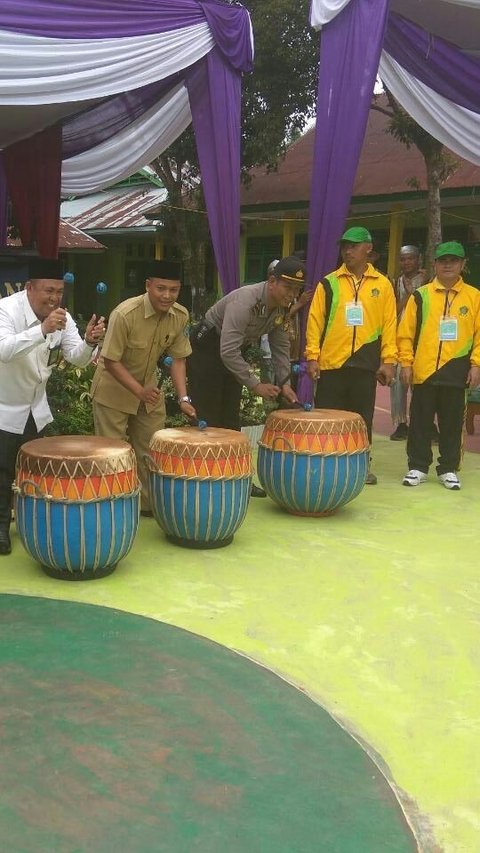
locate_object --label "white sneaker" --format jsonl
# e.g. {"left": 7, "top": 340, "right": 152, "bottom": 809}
{"left": 402, "top": 469, "right": 428, "bottom": 487}
{"left": 438, "top": 472, "right": 461, "bottom": 490}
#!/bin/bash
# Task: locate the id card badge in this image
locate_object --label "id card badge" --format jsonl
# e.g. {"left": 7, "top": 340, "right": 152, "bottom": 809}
{"left": 345, "top": 301, "right": 364, "bottom": 327}
{"left": 439, "top": 317, "right": 458, "bottom": 342}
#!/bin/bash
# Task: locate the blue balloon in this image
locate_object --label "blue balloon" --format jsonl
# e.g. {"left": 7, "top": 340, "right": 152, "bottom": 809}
{"left": 96, "top": 281, "right": 107, "bottom": 294}
{"left": 197, "top": 420, "right": 208, "bottom": 430}
{"left": 162, "top": 356, "right": 173, "bottom": 368}
{"left": 63, "top": 272, "right": 75, "bottom": 285}
{"left": 303, "top": 402, "right": 313, "bottom": 412}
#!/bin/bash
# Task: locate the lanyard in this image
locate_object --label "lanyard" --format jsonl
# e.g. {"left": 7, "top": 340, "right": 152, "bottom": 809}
{"left": 442, "top": 289, "right": 457, "bottom": 317}
{"left": 348, "top": 275, "right": 364, "bottom": 303}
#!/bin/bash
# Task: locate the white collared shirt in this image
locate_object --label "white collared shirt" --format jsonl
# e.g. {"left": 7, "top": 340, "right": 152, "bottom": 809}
{"left": 0, "top": 290, "right": 94, "bottom": 434}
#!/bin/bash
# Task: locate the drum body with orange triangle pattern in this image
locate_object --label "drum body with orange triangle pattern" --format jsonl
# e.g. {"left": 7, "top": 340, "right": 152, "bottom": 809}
{"left": 147, "top": 427, "right": 252, "bottom": 548}
{"left": 257, "top": 409, "right": 369, "bottom": 516}
{"left": 14, "top": 436, "right": 140, "bottom": 578}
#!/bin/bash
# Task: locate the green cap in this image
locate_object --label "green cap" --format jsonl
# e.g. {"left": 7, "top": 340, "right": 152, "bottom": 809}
{"left": 339, "top": 226, "right": 372, "bottom": 243}
{"left": 434, "top": 240, "right": 465, "bottom": 259}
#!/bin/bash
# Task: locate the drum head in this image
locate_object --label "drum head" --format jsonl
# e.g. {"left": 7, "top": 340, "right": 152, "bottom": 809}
{"left": 260, "top": 408, "right": 369, "bottom": 454}
{"left": 149, "top": 427, "right": 252, "bottom": 479}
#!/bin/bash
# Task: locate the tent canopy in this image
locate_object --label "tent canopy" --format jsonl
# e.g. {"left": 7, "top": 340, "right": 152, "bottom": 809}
{"left": 0, "top": 0, "right": 254, "bottom": 293}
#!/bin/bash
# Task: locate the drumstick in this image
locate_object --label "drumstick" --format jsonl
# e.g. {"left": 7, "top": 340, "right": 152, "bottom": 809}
{"left": 188, "top": 417, "right": 207, "bottom": 430}
{"left": 277, "top": 375, "right": 313, "bottom": 411}
{"left": 292, "top": 362, "right": 307, "bottom": 376}
{"left": 287, "top": 401, "right": 313, "bottom": 411}
{"left": 158, "top": 356, "right": 204, "bottom": 427}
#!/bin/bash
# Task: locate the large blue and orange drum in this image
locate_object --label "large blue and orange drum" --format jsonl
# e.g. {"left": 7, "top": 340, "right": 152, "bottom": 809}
{"left": 14, "top": 437, "right": 140, "bottom": 579}
{"left": 147, "top": 427, "right": 252, "bottom": 548}
{"left": 257, "top": 409, "right": 369, "bottom": 516}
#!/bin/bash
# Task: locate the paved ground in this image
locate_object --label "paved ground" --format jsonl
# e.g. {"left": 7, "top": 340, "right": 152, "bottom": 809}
{"left": 373, "top": 384, "right": 480, "bottom": 454}
{"left": 0, "top": 397, "right": 478, "bottom": 852}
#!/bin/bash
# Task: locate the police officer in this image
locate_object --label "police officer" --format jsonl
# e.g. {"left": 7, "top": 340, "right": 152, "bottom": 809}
{"left": 91, "top": 260, "right": 196, "bottom": 516}
{"left": 187, "top": 255, "right": 303, "bottom": 497}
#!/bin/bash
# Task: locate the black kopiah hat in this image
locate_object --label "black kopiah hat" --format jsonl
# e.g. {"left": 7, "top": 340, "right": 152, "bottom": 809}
{"left": 145, "top": 260, "right": 182, "bottom": 281}
{"left": 27, "top": 257, "right": 65, "bottom": 281}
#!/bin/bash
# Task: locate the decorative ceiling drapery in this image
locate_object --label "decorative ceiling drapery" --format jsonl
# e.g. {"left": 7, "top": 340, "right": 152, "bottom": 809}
{"left": 0, "top": 0, "right": 253, "bottom": 293}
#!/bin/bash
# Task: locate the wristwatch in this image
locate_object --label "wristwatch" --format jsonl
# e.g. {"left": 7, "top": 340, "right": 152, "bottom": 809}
{"left": 178, "top": 395, "right": 192, "bottom": 404}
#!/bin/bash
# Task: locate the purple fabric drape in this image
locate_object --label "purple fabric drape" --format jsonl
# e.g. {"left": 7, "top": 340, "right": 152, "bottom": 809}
{"left": 200, "top": 1, "right": 253, "bottom": 73}
{"left": 0, "top": 0, "right": 252, "bottom": 46}
{"left": 298, "top": 0, "right": 389, "bottom": 402}
{"left": 59, "top": 1, "right": 253, "bottom": 160}
{"left": 62, "top": 76, "right": 182, "bottom": 159}
{"left": 186, "top": 48, "right": 242, "bottom": 294}
{"left": 0, "top": 155, "right": 7, "bottom": 248}
{"left": 1, "top": 1, "right": 252, "bottom": 275}
{"left": 384, "top": 13, "right": 480, "bottom": 114}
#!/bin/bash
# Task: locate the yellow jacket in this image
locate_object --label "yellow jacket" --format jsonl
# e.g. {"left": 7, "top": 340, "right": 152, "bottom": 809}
{"left": 397, "top": 277, "right": 480, "bottom": 386}
{"left": 305, "top": 263, "right": 397, "bottom": 371}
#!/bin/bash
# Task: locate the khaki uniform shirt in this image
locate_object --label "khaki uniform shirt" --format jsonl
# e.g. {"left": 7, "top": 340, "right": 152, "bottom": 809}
{"left": 205, "top": 281, "right": 291, "bottom": 389}
{"left": 91, "top": 293, "right": 191, "bottom": 414}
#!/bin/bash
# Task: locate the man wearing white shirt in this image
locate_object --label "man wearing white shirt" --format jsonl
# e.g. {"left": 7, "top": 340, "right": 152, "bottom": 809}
{"left": 0, "top": 258, "right": 105, "bottom": 554}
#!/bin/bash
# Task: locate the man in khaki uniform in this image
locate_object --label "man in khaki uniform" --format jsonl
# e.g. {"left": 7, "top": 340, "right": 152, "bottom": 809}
{"left": 91, "top": 260, "right": 196, "bottom": 515}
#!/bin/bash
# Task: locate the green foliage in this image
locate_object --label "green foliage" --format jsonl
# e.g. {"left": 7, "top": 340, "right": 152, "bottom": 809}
{"left": 239, "top": 343, "right": 269, "bottom": 425}
{"left": 46, "top": 364, "right": 195, "bottom": 434}
{"left": 240, "top": 386, "right": 267, "bottom": 426}
{"left": 241, "top": 0, "right": 319, "bottom": 174}
{"left": 162, "top": 375, "right": 190, "bottom": 428}
{"left": 45, "top": 346, "right": 269, "bottom": 437}
{"left": 45, "top": 361, "right": 96, "bottom": 436}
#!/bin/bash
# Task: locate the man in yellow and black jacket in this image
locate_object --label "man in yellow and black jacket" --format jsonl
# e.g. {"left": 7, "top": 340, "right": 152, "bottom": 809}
{"left": 398, "top": 241, "right": 480, "bottom": 490}
{"left": 306, "top": 226, "right": 397, "bottom": 484}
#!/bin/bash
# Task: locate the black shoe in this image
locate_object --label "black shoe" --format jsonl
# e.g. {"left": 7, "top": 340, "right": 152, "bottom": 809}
{"left": 365, "top": 471, "right": 378, "bottom": 485}
{"left": 251, "top": 484, "right": 267, "bottom": 498}
{"left": 140, "top": 510, "right": 154, "bottom": 518}
{"left": 0, "top": 529, "right": 12, "bottom": 555}
{"left": 390, "top": 423, "right": 408, "bottom": 441}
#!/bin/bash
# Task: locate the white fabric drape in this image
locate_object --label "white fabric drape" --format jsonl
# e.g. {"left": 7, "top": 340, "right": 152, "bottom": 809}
{"left": 379, "top": 51, "right": 480, "bottom": 166}
{"left": 309, "top": 0, "right": 351, "bottom": 29}
{"left": 311, "top": 0, "right": 480, "bottom": 31}
{"left": 61, "top": 83, "right": 191, "bottom": 195}
{"left": 0, "top": 24, "right": 213, "bottom": 104}
{"left": 440, "top": 0, "right": 480, "bottom": 6}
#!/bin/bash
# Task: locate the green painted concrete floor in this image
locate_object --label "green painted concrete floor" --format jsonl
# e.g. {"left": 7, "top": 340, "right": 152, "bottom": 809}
{"left": 0, "top": 596, "right": 415, "bottom": 853}
{"left": 1, "top": 435, "right": 479, "bottom": 852}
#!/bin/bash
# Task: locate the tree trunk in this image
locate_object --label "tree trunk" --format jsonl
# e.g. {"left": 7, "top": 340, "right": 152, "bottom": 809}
{"left": 424, "top": 152, "right": 443, "bottom": 277}
{"left": 151, "top": 153, "right": 209, "bottom": 320}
